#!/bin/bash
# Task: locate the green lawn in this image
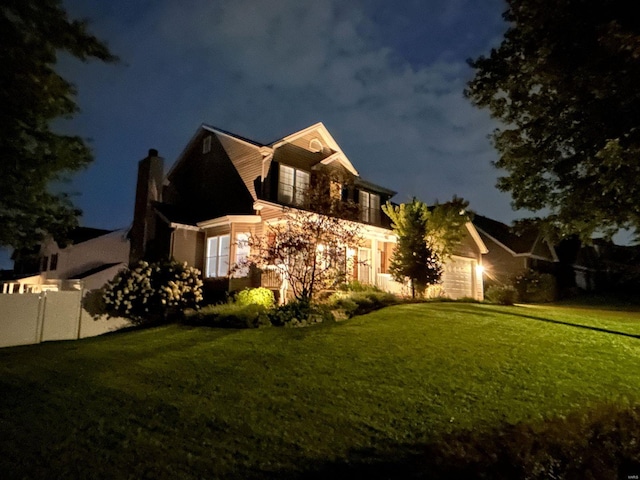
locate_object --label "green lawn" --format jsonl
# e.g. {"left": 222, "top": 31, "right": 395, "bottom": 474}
{"left": 1, "top": 302, "right": 639, "bottom": 479}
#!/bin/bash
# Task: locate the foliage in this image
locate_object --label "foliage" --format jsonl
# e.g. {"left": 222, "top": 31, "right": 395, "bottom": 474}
{"left": 428, "top": 402, "right": 640, "bottom": 480}
{"left": 328, "top": 290, "right": 399, "bottom": 318}
{"left": 426, "top": 195, "right": 472, "bottom": 258}
{"left": 268, "top": 299, "right": 334, "bottom": 327}
{"left": 485, "top": 284, "right": 518, "bottom": 305}
{"left": 383, "top": 198, "right": 443, "bottom": 298}
{"left": 512, "top": 269, "right": 557, "bottom": 303}
{"left": 234, "top": 287, "right": 275, "bottom": 309}
{"left": 1, "top": 0, "right": 117, "bottom": 249}
{"left": 237, "top": 207, "right": 363, "bottom": 302}
{"left": 185, "top": 303, "right": 272, "bottom": 329}
{"left": 103, "top": 260, "right": 203, "bottom": 325}
{"left": 336, "top": 279, "right": 374, "bottom": 292}
{"left": 466, "top": 0, "right": 640, "bottom": 241}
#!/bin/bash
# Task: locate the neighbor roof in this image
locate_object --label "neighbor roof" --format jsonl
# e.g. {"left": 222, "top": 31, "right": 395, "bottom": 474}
{"left": 472, "top": 214, "right": 538, "bottom": 254}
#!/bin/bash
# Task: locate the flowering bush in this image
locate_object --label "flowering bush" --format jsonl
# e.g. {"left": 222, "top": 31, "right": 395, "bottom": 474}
{"left": 103, "top": 260, "right": 203, "bottom": 324}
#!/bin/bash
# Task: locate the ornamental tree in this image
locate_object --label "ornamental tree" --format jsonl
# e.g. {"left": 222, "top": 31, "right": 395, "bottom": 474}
{"left": 383, "top": 198, "right": 443, "bottom": 298}
{"left": 102, "top": 260, "right": 203, "bottom": 324}
{"left": 466, "top": 0, "right": 640, "bottom": 241}
{"left": 237, "top": 208, "right": 363, "bottom": 303}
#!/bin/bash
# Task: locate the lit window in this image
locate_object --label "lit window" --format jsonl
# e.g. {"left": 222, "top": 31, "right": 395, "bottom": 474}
{"left": 203, "top": 135, "right": 212, "bottom": 154}
{"left": 205, "top": 234, "right": 230, "bottom": 278}
{"left": 359, "top": 191, "right": 380, "bottom": 223}
{"left": 278, "top": 165, "right": 309, "bottom": 206}
{"left": 330, "top": 180, "right": 342, "bottom": 201}
{"left": 233, "top": 233, "right": 251, "bottom": 277}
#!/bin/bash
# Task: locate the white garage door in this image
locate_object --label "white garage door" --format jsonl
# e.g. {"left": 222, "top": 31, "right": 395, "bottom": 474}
{"left": 442, "top": 257, "right": 475, "bottom": 299}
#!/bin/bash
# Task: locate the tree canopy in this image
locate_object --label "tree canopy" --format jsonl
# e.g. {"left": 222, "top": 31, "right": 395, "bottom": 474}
{"left": 465, "top": 0, "right": 640, "bottom": 241}
{"left": 1, "top": 0, "right": 116, "bottom": 250}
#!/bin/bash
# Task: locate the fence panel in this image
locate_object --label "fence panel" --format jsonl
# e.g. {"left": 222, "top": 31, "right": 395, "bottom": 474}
{"left": 0, "top": 291, "right": 130, "bottom": 348}
{"left": 40, "top": 291, "right": 83, "bottom": 342}
{"left": 0, "top": 294, "right": 42, "bottom": 348}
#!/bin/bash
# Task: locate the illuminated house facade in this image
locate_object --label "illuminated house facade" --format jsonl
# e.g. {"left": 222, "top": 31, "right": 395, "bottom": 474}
{"left": 131, "top": 123, "right": 487, "bottom": 301}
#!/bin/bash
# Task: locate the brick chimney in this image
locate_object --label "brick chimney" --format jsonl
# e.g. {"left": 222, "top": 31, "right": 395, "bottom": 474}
{"left": 129, "top": 149, "right": 164, "bottom": 264}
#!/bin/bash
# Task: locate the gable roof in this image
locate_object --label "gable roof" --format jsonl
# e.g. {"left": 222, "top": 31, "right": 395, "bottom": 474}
{"left": 68, "top": 227, "right": 113, "bottom": 245}
{"left": 473, "top": 214, "right": 557, "bottom": 260}
{"left": 165, "top": 122, "right": 394, "bottom": 208}
{"left": 73, "top": 262, "right": 124, "bottom": 279}
{"left": 270, "top": 122, "right": 359, "bottom": 176}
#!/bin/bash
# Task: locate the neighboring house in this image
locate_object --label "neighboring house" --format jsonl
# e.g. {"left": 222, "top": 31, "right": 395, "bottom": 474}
{"left": 556, "top": 237, "right": 640, "bottom": 293}
{"left": 472, "top": 214, "right": 558, "bottom": 286}
{"left": 130, "top": 122, "right": 487, "bottom": 301}
{"left": 3, "top": 228, "right": 130, "bottom": 293}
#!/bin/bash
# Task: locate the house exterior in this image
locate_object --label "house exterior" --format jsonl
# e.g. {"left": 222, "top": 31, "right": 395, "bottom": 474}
{"left": 555, "top": 237, "right": 640, "bottom": 293}
{"left": 4, "top": 228, "right": 130, "bottom": 293}
{"left": 472, "top": 214, "right": 558, "bottom": 286}
{"left": 131, "top": 122, "right": 487, "bottom": 301}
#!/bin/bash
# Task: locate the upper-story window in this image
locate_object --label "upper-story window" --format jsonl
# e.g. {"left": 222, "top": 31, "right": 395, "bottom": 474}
{"left": 278, "top": 164, "right": 309, "bottom": 206}
{"left": 359, "top": 190, "right": 380, "bottom": 224}
{"left": 203, "top": 135, "right": 212, "bottom": 154}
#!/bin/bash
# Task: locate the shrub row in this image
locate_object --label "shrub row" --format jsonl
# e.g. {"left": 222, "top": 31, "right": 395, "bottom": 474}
{"left": 486, "top": 269, "right": 557, "bottom": 305}
{"left": 184, "top": 285, "right": 401, "bottom": 328}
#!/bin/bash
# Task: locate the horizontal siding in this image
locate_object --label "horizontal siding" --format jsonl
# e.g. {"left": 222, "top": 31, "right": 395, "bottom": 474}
{"left": 259, "top": 204, "right": 286, "bottom": 222}
{"left": 217, "top": 134, "right": 263, "bottom": 201}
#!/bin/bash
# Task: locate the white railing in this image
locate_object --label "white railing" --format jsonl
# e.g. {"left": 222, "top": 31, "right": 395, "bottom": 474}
{"left": 1, "top": 279, "right": 83, "bottom": 294}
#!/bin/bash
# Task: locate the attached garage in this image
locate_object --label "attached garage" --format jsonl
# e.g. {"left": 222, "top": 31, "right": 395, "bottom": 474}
{"left": 441, "top": 256, "right": 478, "bottom": 299}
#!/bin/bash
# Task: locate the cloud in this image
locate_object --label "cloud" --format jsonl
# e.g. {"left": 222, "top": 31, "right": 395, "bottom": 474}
{"left": 58, "top": 0, "right": 518, "bottom": 234}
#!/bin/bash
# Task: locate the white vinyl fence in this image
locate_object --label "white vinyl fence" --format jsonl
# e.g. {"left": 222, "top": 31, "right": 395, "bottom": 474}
{"left": 0, "top": 290, "right": 130, "bottom": 348}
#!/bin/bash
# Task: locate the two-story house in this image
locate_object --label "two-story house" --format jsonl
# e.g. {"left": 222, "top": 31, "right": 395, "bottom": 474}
{"left": 131, "top": 123, "right": 487, "bottom": 301}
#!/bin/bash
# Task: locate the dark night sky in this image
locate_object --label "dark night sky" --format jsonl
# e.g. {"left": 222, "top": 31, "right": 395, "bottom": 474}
{"left": 5, "top": 0, "right": 524, "bottom": 267}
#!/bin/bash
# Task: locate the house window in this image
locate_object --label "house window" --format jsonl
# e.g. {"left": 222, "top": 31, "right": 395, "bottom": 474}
{"left": 330, "top": 180, "right": 342, "bottom": 201}
{"left": 50, "top": 253, "right": 58, "bottom": 271}
{"left": 41, "top": 256, "right": 49, "bottom": 272}
{"left": 359, "top": 191, "right": 380, "bottom": 224}
{"left": 233, "top": 233, "right": 251, "bottom": 277}
{"left": 203, "top": 135, "right": 212, "bottom": 154}
{"left": 278, "top": 164, "right": 309, "bottom": 206}
{"left": 205, "top": 234, "right": 230, "bottom": 278}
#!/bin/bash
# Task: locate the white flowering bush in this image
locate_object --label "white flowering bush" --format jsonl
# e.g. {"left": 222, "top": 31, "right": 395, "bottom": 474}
{"left": 103, "top": 260, "right": 203, "bottom": 324}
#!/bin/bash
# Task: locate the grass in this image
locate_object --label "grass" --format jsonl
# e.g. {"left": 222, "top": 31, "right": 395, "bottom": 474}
{"left": 1, "top": 302, "right": 639, "bottom": 478}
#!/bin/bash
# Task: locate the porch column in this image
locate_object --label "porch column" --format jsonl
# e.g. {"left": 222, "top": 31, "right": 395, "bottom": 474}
{"left": 371, "top": 238, "right": 379, "bottom": 287}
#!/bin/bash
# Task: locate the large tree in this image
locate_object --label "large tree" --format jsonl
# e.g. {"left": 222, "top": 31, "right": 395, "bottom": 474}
{"left": 466, "top": 0, "right": 640, "bottom": 241}
{"left": 1, "top": 0, "right": 116, "bottom": 249}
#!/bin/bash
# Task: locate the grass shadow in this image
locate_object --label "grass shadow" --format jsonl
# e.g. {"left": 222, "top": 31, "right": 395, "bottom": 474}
{"left": 451, "top": 304, "right": 640, "bottom": 340}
